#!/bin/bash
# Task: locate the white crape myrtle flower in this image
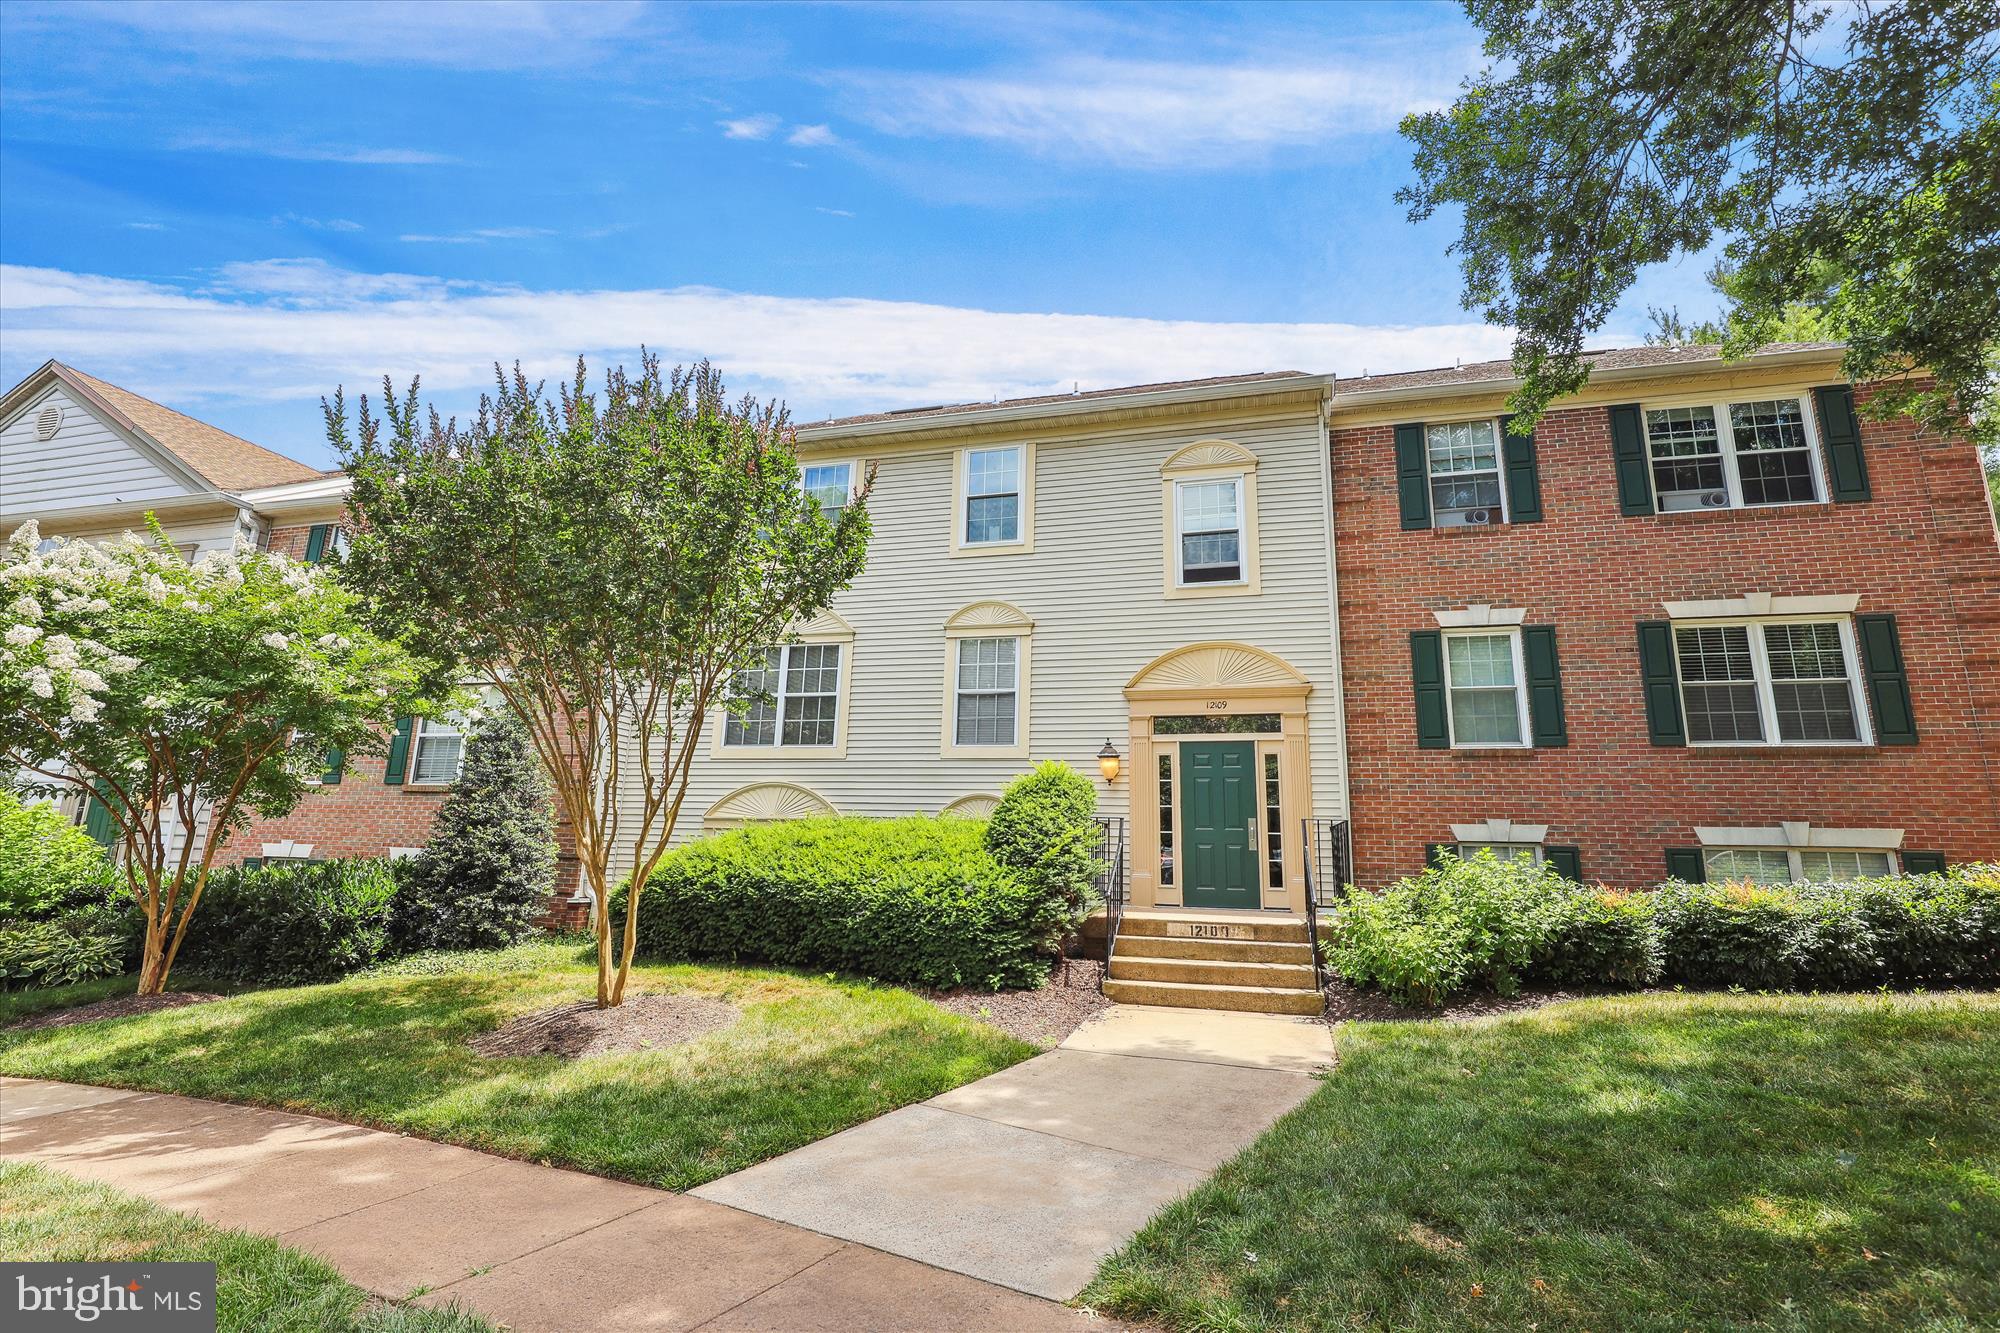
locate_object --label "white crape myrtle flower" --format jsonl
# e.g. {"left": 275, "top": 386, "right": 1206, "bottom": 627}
{"left": 142, "top": 694, "right": 169, "bottom": 710}
{"left": 4, "top": 623, "right": 40, "bottom": 647}
{"left": 70, "top": 668, "right": 107, "bottom": 692}
{"left": 69, "top": 696, "right": 103, "bottom": 723}
{"left": 106, "top": 655, "right": 139, "bottom": 674}
{"left": 8, "top": 594, "right": 42, "bottom": 622}
{"left": 5, "top": 520, "right": 39, "bottom": 551}
{"left": 261, "top": 632, "right": 291, "bottom": 650}
{"left": 26, "top": 668, "right": 54, "bottom": 699}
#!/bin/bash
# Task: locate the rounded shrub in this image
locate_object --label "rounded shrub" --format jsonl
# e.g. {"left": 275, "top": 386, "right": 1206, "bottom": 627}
{"left": 984, "top": 760, "right": 1098, "bottom": 921}
{"left": 618, "top": 815, "right": 1067, "bottom": 990}
{"left": 0, "top": 789, "right": 114, "bottom": 919}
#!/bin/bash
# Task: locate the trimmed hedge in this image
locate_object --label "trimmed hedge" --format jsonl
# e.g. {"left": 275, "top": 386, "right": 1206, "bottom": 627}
{"left": 617, "top": 815, "right": 1071, "bottom": 990}
{"left": 171, "top": 859, "right": 399, "bottom": 986}
{"left": 1329, "top": 857, "right": 2000, "bottom": 1006}
{"left": 985, "top": 761, "right": 1098, "bottom": 920}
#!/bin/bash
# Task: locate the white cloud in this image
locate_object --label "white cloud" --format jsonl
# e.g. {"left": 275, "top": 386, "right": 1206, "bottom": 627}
{"left": 0, "top": 261, "right": 1518, "bottom": 430}
{"left": 125, "top": 221, "right": 168, "bottom": 231}
{"left": 399, "top": 227, "right": 557, "bottom": 245}
{"left": 172, "top": 133, "right": 455, "bottom": 165}
{"left": 274, "top": 213, "right": 363, "bottom": 232}
{"left": 814, "top": 207, "right": 855, "bottom": 218}
{"left": 787, "top": 123, "right": 839, "bottom": 148}
{"left": 719, "top": 114, "right": 781, "bottom": 141}
{"left": 838, "top": 55, "right": 1463, "bottom": 167}
{"left": 38, "top": 0, "right": 647, "bottom": 71}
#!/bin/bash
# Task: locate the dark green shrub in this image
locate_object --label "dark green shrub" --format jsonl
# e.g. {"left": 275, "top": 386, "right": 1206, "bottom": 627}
{"left": 390, "top": 711, "right": 558, "bottom": 953}
{"left": 172, "top": 859, "right": 398, "bottom": 986}
{"left": 1535, "top": 889, "right": 1665, "bottom": 989}
{"left": 617, "top": 815, "right": 1066, "bottom": 990}
{"left": 0, "top": 909, "right": 124, "bottom": 988}
{"left": 0, "top": 790, "right": 114, "bottom": 918}
{"left": 984, "top": 761, "right": 1098, "bottom": 921}
{"left": 1653, "top": 868, "right": 2000, "bottom": 990}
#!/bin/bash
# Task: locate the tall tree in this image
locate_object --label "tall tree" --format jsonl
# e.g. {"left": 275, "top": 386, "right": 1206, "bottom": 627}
{"left": 1402, "top": 0, "right": 2000, "bottom": 443}
{"left": 328, "top": 357, "right": 871, "bottom": 1007}
{"left": 0, "top": 522, "right": 429, "bottom": 994}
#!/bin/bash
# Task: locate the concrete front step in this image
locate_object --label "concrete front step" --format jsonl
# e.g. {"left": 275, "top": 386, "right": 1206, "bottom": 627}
{"left": 1116, "top": 935, "right": 1314, "bottom": 964}
{"left": 1108, "top": 953, "right": 1317, "bottom": 990}
{"left": 1103, "top": 977, "right": 1325, "bottom": 1016}
{"left": 1116, "top": 911, "right": 1310, "bottom": 944}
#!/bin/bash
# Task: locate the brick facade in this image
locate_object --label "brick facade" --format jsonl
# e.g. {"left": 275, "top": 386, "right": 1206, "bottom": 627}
{"left": 217, "top": 522, "right": 588, "bottom": 930}
{"left": 1331, "top": 381, "right": 2000, "bottom": 888}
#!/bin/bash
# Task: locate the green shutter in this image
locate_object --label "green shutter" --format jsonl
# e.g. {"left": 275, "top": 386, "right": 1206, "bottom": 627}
{"left": 1813, "top": 385, "right": 1871, "bottom": 502}
{"left": 1395, "top": 423, "right": 1432, "bottom": 530}
{"left": 1637, "top": 621, "right": 1686, "bottom": 746}
{"left": 1411, "top": 630, "right": 1450, "bottom": 748}
{"left": 1855, "top": 613, "right": 1917, "bottom": 744}
{"left": 320, "top": 746, "right": 344, "bottom": 785}
{"left": 1665, "top": 847, "right": 1706, "bottom": 882}
{"left": 1499, "top": 414, "right": 1544, "bottom": 523}
{"left": 1545, "top": 845, "right": 1582, "bottom": 882}
{"left": 1522, "top": 624, "right": 1568, "bottom": 747}
{"left": 1900, "top": 850, "right": 1947, "bottom": 875}
{"left": 384, "top": 716, "right": 415, "bottom": 784}
{"left": 1427, "top": 843, "right": 1453, "bottom": 870}
{"left": 82, "top": 787, "right": 118, "bottom": 850}
{"left": 1608, "top": 404, "right": 1654, "bottom": 516}
{"left": 303, "top": 524, "right": 330, "bottom": 563}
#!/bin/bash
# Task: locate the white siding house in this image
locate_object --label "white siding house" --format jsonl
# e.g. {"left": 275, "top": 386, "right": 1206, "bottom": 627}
{"left": 619, "top": 373, "right": 1351, "bottom": 916}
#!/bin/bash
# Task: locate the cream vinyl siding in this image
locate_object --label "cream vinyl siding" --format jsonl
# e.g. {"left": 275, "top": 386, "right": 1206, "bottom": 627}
{"left": 0, "top": 386, "right": 193, "bottom": 519}
{"left": 609, "top": 399, "right": 1344, "bottom": 874}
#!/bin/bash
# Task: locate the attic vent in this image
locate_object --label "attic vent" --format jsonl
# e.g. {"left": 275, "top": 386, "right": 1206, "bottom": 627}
{"left": 36, "top": 405, "right": 64, "bottom": 440}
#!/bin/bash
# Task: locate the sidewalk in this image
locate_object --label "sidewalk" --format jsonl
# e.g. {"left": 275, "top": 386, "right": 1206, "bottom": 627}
{"left": 694, "top": 1005, "right": 1333, "bottom": 1299}
{"left": 0, "top": 1076, "right": 1109, "bottom": 1332}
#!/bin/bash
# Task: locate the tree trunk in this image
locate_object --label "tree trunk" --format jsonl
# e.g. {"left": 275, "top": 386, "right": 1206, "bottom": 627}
{"left": 593, "top": 882, "right": 615, "bottom": 1009}
{"left": 135, "top": 918, "right": 169, "bottom": 996}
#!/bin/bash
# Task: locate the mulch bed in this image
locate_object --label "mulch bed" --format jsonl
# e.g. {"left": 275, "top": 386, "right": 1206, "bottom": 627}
{"left": 926, "top": 957, "right": 1113, "bottom": 1047}
{"left": 4, "top": 992, "right": 223, "bottom": 1032}
{"left": 1321, "top": 978, "right": 1588, "bottom": 1025}
{"left": 469, "top": 994, "right": 740, "bottom": 1060}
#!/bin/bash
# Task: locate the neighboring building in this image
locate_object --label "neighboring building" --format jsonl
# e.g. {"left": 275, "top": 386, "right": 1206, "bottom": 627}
{"left": 1328, "top": 343, "right": 2000, "bottom": 889}
{"left": 0, "top": 361, "right": 584, "bottom": 924}
{"left": 625, "top": 372, "right": 1353, "bottom": 930}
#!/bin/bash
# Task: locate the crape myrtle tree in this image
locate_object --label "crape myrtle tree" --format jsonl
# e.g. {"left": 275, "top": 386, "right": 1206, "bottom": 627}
{"left": 328, "top": 356, "right": 872, "bottom": 1008}
{"left": 1401, "top": 0, "right": 2000, "bottom": 444}
{"left": 0, "top": 521, "right": 430, "bottom": 994}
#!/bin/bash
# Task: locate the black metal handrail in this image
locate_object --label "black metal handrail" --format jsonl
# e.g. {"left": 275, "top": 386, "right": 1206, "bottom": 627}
{"left": 1091, "top": 816, "right": 1127, "bottom": 983}
{"left": 1300, "top": 817, "right": 1353, "bottom": 993}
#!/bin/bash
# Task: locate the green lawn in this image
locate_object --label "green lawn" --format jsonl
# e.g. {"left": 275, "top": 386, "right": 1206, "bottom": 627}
{"left": 0, "top": 1161, "right": 493, "bottom": 1332}
{"left": 1085, "top": 991, "right": 2000, "bottom": 1332}
{"left": 0, "top": 940, "right": 1035, "bottom": 1190}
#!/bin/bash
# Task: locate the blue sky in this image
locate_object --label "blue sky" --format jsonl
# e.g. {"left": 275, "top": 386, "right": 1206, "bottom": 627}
{"left": 0, "top": 0, "right": 1710, "bottom": 466}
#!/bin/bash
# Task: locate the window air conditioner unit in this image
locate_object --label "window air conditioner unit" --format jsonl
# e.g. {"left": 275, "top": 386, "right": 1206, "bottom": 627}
{"left": 1700, "top": 490, "right": 1729, "bottom": 508}
{"left": 1464, "top": 506, "right": 1494, "bottom": 524}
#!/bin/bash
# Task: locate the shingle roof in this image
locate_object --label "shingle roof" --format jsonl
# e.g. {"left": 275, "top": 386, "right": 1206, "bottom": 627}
{"left": 803, "top": 371, "right": 1315, "bottom": 429}
{"left": 53, "top": 363, "right": 322, "bottom": 492}
{"left": 1330, "top": 342, "right": 1846, "bottom": 394}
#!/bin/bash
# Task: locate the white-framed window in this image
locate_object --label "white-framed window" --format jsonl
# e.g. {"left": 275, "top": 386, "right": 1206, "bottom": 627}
{"left": 324, "top": 526, "right": 352, "bottom": 561}
{"left": 1456, "top": 841, "right": 1542, "bottom": 864}
{"left": 801, "top": 461, "right": 854, "bottom": 522}
{"left": 410, "top": 715, "right": 466, "bottom": 783}
{"left": 962, "top": 446, "right": 1022, "bottom": 545}
{"left": 1644, "top": 394, "right": 1823, "bottom": 512}
{"left": 1426, "top": 418, "right": 1506, "bottom": 527}
{"left": 1174, "top": 477, "right": 1245, "bottom": 585}
{"left": 952, "top": 636, "right": 1019, "bottom": 747}
{"left": 1705, "top": 846, "right": 1897, "bottom": 884}
{"left": 723, "top": 643, "right": 842, "bottom": 748}
{"left": 1673, "top": 618, "right": 1869, "bottom": 746}
{"left": 1443, "top": 628, "right": 1529, "bottom": 748}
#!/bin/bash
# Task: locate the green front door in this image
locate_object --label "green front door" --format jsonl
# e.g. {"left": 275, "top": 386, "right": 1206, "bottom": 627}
{"left": 1178, "top": 740, "right": 1260, "bottom": 909}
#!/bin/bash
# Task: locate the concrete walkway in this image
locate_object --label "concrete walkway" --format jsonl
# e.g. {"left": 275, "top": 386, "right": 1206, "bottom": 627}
{"left": 692, "top": 1005, "right": 1333, "bottom": 1300}
{"left": 0, "top": 1076, "right": 1111, "bottom": 1332}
